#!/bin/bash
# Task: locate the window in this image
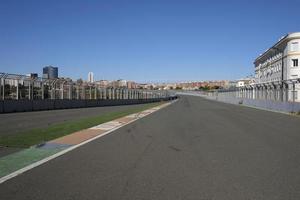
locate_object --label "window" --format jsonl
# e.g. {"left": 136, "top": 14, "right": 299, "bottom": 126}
{"left": 291, "top": 42, "right": 299, "bottom": 51}
{"left": 292, "top": 59, "right": 298, "bottom": 67}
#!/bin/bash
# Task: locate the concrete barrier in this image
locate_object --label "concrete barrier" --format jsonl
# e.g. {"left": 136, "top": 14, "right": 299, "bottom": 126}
{"left": 0, "top": 97, "right": 177, "bottom": 114}
{"left": 53, "top": 100, "right": 66, "bottom": 110}
{"left": 209, "top": 93, "right": 300, "bottom": 113}
{"left": 3, "top": 100, "right": 33, "bottom": 113}
{"left": 242, "top": 99, "right": 300, "bottom": 113}
{"left": 0, "top": 101, "right": 3, "bottom": 113}
{"left": 32, "top": 100, "right": 55, "bottom": 111}
{"left": 86, "top": 100, "right": 98, "bottom": 107}
{"left": 69, "top": 100, "right": 86, "bottom": 108}
{"left": 179, "top": 91, "right": 300, "bottom": 113}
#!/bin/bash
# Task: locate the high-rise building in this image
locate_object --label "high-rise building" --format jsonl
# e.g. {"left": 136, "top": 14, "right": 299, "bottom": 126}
{"left": 88, "top": 72, "right": 94, "bottom": 83}
{"left": 43, "top": 66, "right": 58, "bottom": 79}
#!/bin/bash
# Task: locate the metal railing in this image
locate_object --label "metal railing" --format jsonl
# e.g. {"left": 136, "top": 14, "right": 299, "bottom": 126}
{"left": 0, "top": 72, "right": 170, "bottom": 100}
{"left": 203, "top": 79, "right": 300, "bottom": 103}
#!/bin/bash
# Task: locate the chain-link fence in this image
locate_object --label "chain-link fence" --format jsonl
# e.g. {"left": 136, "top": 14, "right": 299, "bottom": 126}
{"left": 0, "top": 72, "right": 171, "bottom": 101}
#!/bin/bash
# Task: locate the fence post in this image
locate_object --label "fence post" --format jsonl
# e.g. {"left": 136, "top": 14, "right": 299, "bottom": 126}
{"left": 274, "top": 85, "right": 276, "bottom": 101}
{"left": 94, "top": 86, "right": 97, "bottom": 100}
{"left": 16, "top": 79, "right": 19, "bottom": 100}
{"left": 293, "top": 82, "right": 296, "bottom": 103}
{"left": 76, "top": 85, "right": 79, "bottom": 100}
{"left": 28, "top": 81, "right": 31, "bottom": 100}
{"left": 0, "top": 77, "right": 2, "bottom": 100}
{"left": 103, "top": 88, "right": 106, "bottom": 99}
{"left": 69, "top": 84, "right": 72, "bottom": 99}
{"left": 61, "top": 82, "right": 64, "bottom": 99}
{"left": 41, "top": 80, "right": 44, "bottom": 100}
{"left": 285, "top": 83, "right": 289, "bottom": 102}
{"left": 82, "top": 85, "right": 84, "bottom": 99}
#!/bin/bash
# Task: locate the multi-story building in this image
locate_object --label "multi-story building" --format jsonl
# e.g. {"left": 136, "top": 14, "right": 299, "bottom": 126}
{"left": 127, "top": 81, "right": 137, "bottom": 89}
{"left": 95, "top": 80, "right": 110, "bottom": 88}
{"left": 43, "top": 66, "right": 58, "bottom": 79}
{"left": 236, "top": 78, "right": 255, "bottom": 88}
{"left": 88, "top": 72, "right": 94, "bottom": 83}
{"left": 117, "top": 79, "right": 127, "bottom": 88}
{"left": 254, "top": 32, "right": 300, "bottom": 101}
{"left": 225, "top": 81, "right": 238, "bottom": 89}
{"left": 26, "top": 73, "right": 38, "bottom": 79}
{"left": 173, "top": 80, "right": 228, "bottom": 90}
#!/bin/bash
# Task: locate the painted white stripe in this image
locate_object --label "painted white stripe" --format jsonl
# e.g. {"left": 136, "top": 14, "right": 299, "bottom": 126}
{"left": 126, "top": 114, "right": 139, "bottom": 118}
{"left": 0, "top": 100, "right": 176, "bottom": 184}
{"left": 90, "top": 121, "right": 123, "bottom": 130}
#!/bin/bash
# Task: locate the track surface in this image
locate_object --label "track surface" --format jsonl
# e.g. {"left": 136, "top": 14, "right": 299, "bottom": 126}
{"left": 1, "top": 95, "right": 300, "bottom": 200}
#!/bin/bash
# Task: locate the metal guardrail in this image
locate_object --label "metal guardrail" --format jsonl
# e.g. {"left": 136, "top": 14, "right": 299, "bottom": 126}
{"left": 197, "top": 78, "right": 300, "bottom": 103}
{"left": 0, "top": 72, "right": 171, "bottom": 100}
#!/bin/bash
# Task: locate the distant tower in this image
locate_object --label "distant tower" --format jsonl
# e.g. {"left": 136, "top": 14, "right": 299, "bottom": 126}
{"left": 43, "top": 66, "right": 58, "bottom": 79}
{"left": 88, "top": 72, "right": 94, "bottom": 83}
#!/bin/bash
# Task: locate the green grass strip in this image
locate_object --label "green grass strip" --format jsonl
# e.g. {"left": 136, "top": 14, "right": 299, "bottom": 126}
{"left": 0, "top": 147, "right": 63, "bottom": 177}
{"left": 0, "top": 102, "right": 163, "bottom": 148}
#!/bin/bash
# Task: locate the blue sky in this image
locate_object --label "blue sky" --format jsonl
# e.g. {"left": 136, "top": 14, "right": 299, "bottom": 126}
{"left": 0, "top": 0, "right": 299, "bottom": 82}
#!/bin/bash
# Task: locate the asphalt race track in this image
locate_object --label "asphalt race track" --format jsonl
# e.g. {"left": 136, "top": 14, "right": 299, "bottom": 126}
{"left": 1, "top": 95, "right": 300, "bottom": 200}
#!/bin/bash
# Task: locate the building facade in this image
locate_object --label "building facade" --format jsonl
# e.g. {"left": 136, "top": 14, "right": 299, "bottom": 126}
{"left": 254, "top": 32, "right": 300, "bottom": 101}
{"left": 26, "top": 73, "right": 38, "bottom": 79}
{"left": 236, "top": 78, "right": 255, "bottom": 88}
{"left": 43, "top": 66, "right": 58, "bottom": 79}
{"left": 126, "top": 81, "right": 137, "bottom": 89}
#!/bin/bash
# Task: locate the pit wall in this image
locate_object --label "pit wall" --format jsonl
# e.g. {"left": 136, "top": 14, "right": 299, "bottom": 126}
{"left": 0, "top": 97, "right": 177, "bottom": 114}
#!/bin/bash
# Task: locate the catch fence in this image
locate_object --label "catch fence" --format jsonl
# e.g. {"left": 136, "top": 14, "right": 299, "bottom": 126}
{"left": 0, "top": 73, "right": 170, "bottom": 101}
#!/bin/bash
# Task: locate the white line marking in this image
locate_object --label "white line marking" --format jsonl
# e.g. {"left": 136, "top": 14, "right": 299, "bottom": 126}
{"left": 90, "top": 121, "right": 123, "bottom": 130}
{"left": 126, "top": 114, "right": 139, "bottom": 118}
{"left": 0, "top": 100, "right": 176, "bottom": 184}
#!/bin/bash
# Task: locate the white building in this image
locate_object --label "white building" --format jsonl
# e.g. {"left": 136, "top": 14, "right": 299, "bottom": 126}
{"left": 254, "top": 32, "right": 300, "bottom": 101}
{"left": 117, "top": 79, "right": 127, "bottom": 88}
{"left": 236, "top": 77, "right": 255, "bottom": 88}
{"left": 88, "top": 72, "right": 94, "bottom": 83}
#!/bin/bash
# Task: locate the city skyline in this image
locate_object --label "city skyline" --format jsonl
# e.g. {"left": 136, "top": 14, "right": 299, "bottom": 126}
{"left": 1, "top": 0, "right": 300, "bottom": 82}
